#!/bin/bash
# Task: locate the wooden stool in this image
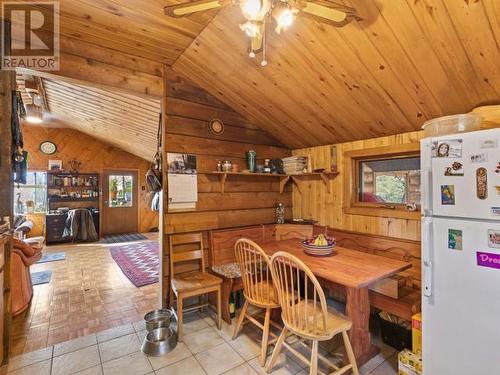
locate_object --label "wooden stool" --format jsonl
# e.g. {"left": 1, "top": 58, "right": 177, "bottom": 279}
{"left": 169, "top": 233, "right": 222, "bottom": 340}
{"left": 233, "top": 239, "right": 281, "bottom": 366}
{"left": 267, "top": 251, "right": 359, "bottom": 375}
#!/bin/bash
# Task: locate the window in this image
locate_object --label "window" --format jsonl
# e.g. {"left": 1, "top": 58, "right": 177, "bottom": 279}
{"left": 359, "top": 157, "right": 421, "bottom": 205}
{"left": 343, "top": 143, "right": 421, "bottom": 219}
{"left": 108, "top": 175, "right": 133, "bottom": 207}
{"left": 13, "top": 171, "right": 47, "bottom": 214}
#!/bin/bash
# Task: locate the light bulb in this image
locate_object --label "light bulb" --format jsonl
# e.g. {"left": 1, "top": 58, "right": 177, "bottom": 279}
{"left": 261, "top": 60, "right": 267, "bottom": 67}
{"left": 241, "top": 0, "right": 262, "bottom": 19}
{"left": 273, "top": 4, "right": 295, "bottom": 34}
{"left": 240, "top": 21, "right": 261, "bottom": 37}
{"left": 249, "top": 52, "right": 256, "bottom": 58}
{"left": 25, "top": 116, "right": 43, "bottom": 124}
{"left": 278, "top": 8, "right": 294, "bottom": 28}
{"left": 24, "top": 103, "right": 43, "bottom": 123}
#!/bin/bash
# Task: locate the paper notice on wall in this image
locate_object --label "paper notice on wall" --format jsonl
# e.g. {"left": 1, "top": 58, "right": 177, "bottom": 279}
{"left": 168, "top": 174, "right": 198, "bottom": 204}
{"left": 167, "top": 153, "right": 198, "bottom": 211}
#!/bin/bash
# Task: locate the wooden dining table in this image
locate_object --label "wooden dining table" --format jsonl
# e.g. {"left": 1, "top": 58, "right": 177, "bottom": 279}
{"left": 258, "top": 238, "right": 412, "bottom": 366}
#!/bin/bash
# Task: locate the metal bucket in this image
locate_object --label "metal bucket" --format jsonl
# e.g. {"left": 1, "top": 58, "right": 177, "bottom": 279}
{"left": 144, "top": 309, "right": 173, "bottom": 332}
{"left": 141, "top": 327, "right": 177, "bottom": 356}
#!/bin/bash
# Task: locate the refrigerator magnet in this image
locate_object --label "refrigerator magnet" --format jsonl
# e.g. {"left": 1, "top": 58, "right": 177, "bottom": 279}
{"left": 495, "top": 186, "right": 500, "bottom": 195}
{"left": 480, "top": 139, "right": 498, "bottom": 149}
{"left": 495, "top": 163, "right": 500, "bottom": 173}
{"left": 491, "top": 207, "right": 500, "bottom": 216}
{"left": 444, "top": 162, "right": 464, "bottom": 176}
{"left": 476, "top": 168, "right": 488, "bottom": 200}
{"left": 470, "top": 153, "right": 488, "bottom": 163}
{"left": 488, "top": 230, "right": 500, "bottom": 249}
{"left": 441, "top": 185, "right": 455, "bottom": 205}
{"left": 477, "top": 251, "right": 500, "bottom": 270}
{"left": 432, "top": 140, "right": 462, "bottom": 158}
{"left": 448, "top": 229, "right": 463, "bottom": 250}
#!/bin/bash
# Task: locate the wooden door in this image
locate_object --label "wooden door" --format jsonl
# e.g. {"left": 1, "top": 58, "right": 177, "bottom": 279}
{"left": 102, "top": 170, "right": 139, "bottom": 234}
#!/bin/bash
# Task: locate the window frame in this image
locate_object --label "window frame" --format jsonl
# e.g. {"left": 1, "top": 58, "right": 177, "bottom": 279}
{"left": 343, "top": 143, "right": 421, "bottom": 220}
{"left": 13, "top": 170, "right": 48, "bottom": 214}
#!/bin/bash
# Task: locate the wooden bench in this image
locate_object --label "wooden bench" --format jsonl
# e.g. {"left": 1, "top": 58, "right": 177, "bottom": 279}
{"left": 210, "top": 224, "right": 421, "bottom": 323}
{"left": 209, "top": 224, "right": 312, "bottom": 323}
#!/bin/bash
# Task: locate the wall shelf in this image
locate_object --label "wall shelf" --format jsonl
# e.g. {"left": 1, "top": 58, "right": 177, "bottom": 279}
{"left": 280, "top": 172, "right": 339, "bottom": 194}
{"left": 207, "top": 171, "right": 339, "bottom": 194}
{"left": 48, "top": 197, "right": 99, "bottom": 202}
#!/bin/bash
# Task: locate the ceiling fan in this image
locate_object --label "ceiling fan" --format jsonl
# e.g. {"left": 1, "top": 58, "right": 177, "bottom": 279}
{"left": 164, "top": 0, "right": 361, "bottom": 66}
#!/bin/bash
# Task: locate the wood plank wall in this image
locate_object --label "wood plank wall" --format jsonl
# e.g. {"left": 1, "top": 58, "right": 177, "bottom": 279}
{"left": 292, "top": 131, "right": 423, "bottom": 241}
{"left": 161, "top": 75, "right": 292, "bottom": 305}
{"left": 22, "top": 124, "right": 159, "bottom": 234}
{"left": 163, "top": 76, "right": 292, "bottom": 235}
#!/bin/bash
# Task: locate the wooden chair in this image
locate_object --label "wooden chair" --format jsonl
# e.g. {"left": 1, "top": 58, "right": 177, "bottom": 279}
{"left": 233, "top": 238, "right": 281, "bottom": 366}
{"left": 268, "top": 251, "right": 359, "bottom": 375}
{"left": 169, "top": 233, "right": 222, "bottom": 340}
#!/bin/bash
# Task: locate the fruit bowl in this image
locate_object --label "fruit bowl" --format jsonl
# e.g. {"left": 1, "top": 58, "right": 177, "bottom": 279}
{"left": 301, "top": 234, "right": 336, "bottom": 256}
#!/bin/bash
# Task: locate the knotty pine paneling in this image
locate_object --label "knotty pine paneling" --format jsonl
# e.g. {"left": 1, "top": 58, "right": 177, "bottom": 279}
{"left": 163, "top": 91, "right": 292, "bottom": 236}
{"left": 22, "top": 125, "right": 159, "bottom": 234}
{"left": 173, "top": 0, "right": 500, "bottom": 149}
{"left": 292, "top": 131, "right": 423, "bottom": 241}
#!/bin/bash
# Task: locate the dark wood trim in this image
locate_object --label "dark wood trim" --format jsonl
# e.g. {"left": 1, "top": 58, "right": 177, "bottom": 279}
{"left": 0, "top": 71, "right": 15, "bottom": 222}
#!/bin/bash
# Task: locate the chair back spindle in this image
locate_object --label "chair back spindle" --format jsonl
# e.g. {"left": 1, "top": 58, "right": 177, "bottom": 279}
{"left": 270, "top": 251, "right": 328, "bottom": 338}
{"left": 234, "top": 238, "right": 275, "bottom": 307}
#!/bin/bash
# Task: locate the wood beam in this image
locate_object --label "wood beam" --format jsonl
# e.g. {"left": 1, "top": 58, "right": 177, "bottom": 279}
{"left": 160, "top": 66, "right": 169, "bottom": 308}
{"left": 0, "top": 71, "right": 15, "bottom": 222}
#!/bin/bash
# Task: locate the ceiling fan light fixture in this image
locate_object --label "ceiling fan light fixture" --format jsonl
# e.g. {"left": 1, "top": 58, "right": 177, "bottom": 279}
{"left": 273, "top": 3, "right": 296, "bottom": 34}
{"left": 241, "top": 0, "right": 270, "bottom": 20}
{"left": 240, "top": 21, "right": 262, "bottom": 37}
{"left": 24, "top": 103, "right": 43, "bottom": 124}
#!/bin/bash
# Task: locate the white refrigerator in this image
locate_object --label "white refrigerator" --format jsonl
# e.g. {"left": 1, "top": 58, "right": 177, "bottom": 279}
{"left": 421, "top": 128, "right": 500, "bottom": 375}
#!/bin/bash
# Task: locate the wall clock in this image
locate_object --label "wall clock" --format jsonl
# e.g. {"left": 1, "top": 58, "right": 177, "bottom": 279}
{"left": 39, "top": 141, "right": 57, "bottom": 155}
{"left": 208, "top": 119, "right": 224, "bottom": 135}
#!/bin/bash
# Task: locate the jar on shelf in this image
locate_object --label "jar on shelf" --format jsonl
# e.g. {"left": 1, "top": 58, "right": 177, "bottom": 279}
{"left": 222, "top": 160, "right": 232, "bottom": 172}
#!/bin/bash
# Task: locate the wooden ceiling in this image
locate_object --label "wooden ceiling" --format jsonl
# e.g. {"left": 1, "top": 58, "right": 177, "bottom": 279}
{"left": 28, "top": 0, "right": 218, "bottom": 65}
{"left": 41, "top": 78, "right": 161, "bottom": 160}
{"left": 12, "top": 0, "right": 500, "bottom": 152}
{"left": 173, "top": 0, "right": 500, "bottom": 148}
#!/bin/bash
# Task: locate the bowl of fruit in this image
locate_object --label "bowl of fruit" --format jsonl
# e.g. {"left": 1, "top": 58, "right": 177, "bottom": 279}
{"left": 301, "top": 234, "right": 336, "bottom": 256}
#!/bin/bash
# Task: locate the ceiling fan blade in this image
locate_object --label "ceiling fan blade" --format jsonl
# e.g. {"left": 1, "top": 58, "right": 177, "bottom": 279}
{"left": 299, "top": 1, "right": 361, "bottom": 27}
{"left": 164, "top": 0, "right": 229, "bottom": 17}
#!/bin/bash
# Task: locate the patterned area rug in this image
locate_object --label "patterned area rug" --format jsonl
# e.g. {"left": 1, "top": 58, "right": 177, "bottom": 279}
{"left": 37, "top": 252, "right": 66, "bottom": 264}
{"left": 102, "top": 233, "right": 148, "bottom": 244}
{"left": 110, "top": 242, "right": 159, "bottom": 287}
{"left": 31, "top": 271, "right": 52, "bottom": 285}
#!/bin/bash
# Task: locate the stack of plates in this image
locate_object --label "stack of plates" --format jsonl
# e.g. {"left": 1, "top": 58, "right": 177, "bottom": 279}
{"left": 301, "top": 239, "right": 336, "bottom": 256}
{"left": 282, "top": 156, "right": 307, "bottom": 175}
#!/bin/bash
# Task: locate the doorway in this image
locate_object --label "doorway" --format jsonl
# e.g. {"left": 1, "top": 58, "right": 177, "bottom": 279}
{"left": 102, "top": 169, "right": 139, "bottom": 234}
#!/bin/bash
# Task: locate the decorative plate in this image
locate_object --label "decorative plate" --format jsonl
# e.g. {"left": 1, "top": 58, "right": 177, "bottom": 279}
{"left": 208, "top": 119, "right": 224, "bottom": 135}
{"left": 39, "top": 141, "right": 57, "bottom": 155}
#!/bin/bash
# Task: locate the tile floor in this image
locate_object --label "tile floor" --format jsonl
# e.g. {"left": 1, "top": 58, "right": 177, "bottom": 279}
{"left": 2, "top": 309, "right": 398, "bottom": 375}
{"left": 10, "top": 234, "right": 159, "bottom": 356}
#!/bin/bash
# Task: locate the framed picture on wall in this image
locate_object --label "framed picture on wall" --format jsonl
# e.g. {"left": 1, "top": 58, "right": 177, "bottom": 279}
{"left": 48, "top": 159, "right": 63, "bottom": 171}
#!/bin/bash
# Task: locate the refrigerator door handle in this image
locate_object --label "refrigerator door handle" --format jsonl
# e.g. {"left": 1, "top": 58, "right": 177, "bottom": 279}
{"left": 422, "top": 217, "right": 433, "bottom": 297}
{"left": 422, "top": 169, "right": 433, "bottom": 216}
